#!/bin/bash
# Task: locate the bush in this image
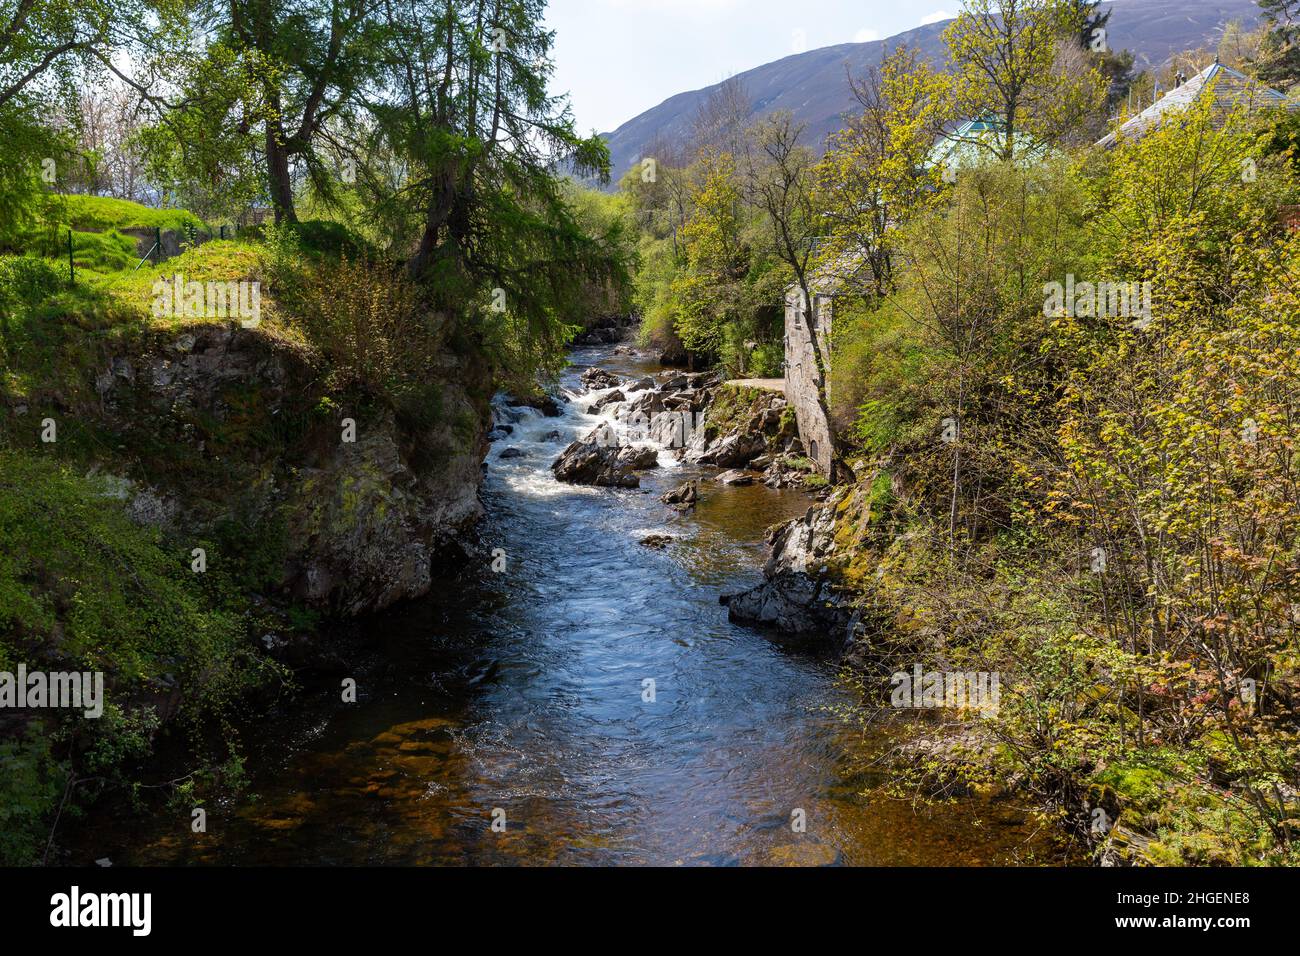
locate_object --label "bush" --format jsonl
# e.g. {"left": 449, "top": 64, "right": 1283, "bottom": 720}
{"left": 0, "top": 451, "right": 285, "bottom": 863}
{"left": 0, "top": 256, "right": 64, "bottom": 369}
{"left": 0, "top": 255, "right": 63, "bottom": 306}
{"left": 287, "top": 219, "right": 373, "bottom": 258}
{"left": 291, "top": 252, "right": 445, "bottom": 416}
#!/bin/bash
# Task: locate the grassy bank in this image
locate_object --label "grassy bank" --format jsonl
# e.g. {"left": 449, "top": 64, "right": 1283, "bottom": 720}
{"left": 0, "top": 199, "right": 480, "bottom": 863}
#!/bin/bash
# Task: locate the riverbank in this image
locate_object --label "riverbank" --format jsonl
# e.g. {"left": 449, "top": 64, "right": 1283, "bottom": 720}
{"left": 55, "top": 343, "right": 1066, "bottom": 866}
{"left": 0, "top": 234, "right": 494, "bottom": 864}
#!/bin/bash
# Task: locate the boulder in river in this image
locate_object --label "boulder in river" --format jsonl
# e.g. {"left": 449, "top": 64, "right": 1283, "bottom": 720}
{"left": 639, "top": 533, "right": 675, "bottom": 549}
{"left": 661, "top": 479, "right": 698, "bottom": 508}
{"left": 624, "top": 390, "right": 665, "bottom": 418}
{"left": 701, "top": 432, "right": 767, "bottom": 468}
{"left": 505, "top": 392, "right": 563, "bottom": 417}
{"left": 616, "top": 445, "right": 660, "bottom": 470}
{"left": 720, "top": 489, "right": 856, "bottom": 646}
{"left": 580, "top": 367, "right": 622, "bottom": 390}
{"left": 551, "top": 430, "right": 640, "bottom": 488}
{"left": 715, "top": 469, "right": 754, "bottom": 486}
{"left": 498, "top": 447, "right": 527, "bottom": 459}
{"left": 586, "top": 389, "right": 624, "bottom": 413}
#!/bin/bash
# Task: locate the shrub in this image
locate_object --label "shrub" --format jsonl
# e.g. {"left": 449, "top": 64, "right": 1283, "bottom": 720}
{"left": 0, "top": 451, "right": 285, "bottom": 863}
{"left": 291, "top": 252, "right": 445, "bottom": 417}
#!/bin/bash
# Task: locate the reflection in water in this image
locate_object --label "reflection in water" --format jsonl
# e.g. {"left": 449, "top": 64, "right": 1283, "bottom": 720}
{"left": 70, "top": 346, "right": 1061, "bottom": 866}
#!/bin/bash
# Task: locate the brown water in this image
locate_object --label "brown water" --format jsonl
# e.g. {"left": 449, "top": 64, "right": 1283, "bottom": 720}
{"left": 68, "top": 346, "right": 1060, "bottom": 866}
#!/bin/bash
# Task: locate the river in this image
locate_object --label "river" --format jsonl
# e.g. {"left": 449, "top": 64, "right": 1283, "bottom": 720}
{"left": 69, "top": 345, "right": 1059, "bottom": 866}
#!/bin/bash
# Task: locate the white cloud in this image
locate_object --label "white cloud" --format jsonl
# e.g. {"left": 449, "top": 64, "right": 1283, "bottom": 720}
{"left": 921, "top": 10, "right": 956, "bottom": 25}
{"left": 854, "top": 28, "right": 880, "bottom": 43}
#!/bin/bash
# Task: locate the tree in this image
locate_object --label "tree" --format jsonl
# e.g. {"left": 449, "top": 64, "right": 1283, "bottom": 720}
{"left": 1046, "top": 100, "right": 1300, "bottom": 841}
{"left": 746, "top": 111, "right": 838, "bottom": 431}
{"left": 671, "top": 151, "right": 746, "bottom": 359}
{"left": 63, "top": 81, "right": 153, "bottom": 201}
{"left": 1257, "top": 0, "right": 1300, "bottom": 86}
{"left": 815, "top": 46, "right": 948, "bottom": 300}
{"left": 944, "top": 0, "right": 1105, "bottom": 161}
{"left": 1065, "top": 0, "right": 1136, "bottom": 114}
{"left": 691, "top": 75, "right": 751, "bottom": 158}
{"left": 0, "top": 0, "right": 153, "bottom": 239}
{"left": 224, "top": 0, "right": 380, "bottom": 223}
{"left": 364, "top": 0, "right": 624, "bottom": 385}
{"left": 134, "top": 41, "right": 265, "bottom": 221}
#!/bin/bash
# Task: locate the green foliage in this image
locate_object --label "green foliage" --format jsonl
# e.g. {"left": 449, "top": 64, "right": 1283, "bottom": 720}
{"left": 1257, "top": 0, "right": 1300, "bottom": 87}
{"left": 284, "top": 219, "right": 373, "bottom": 258}
{"left": 0, "top": 723, "right": 66, "bottom": 866}
{"left": 0, "top": 255, "right": 63, "bottom": 312}
{"left": 0, "top": 451, "right": 286, "bottom": 863}
{"left": 0, "top": 452, "right": 273, "bottom": 702}
{"left": 822, "top": 85, "right": 1300, "bottom": 864}
{"left": 625, "top": 149, "right": 788, "bottom": 372}
{"left": 944, "top": 0, "right": 1107, "bottom": 160}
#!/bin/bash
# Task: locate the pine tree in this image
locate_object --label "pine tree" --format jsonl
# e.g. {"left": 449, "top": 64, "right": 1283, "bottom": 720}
{"left": 1258, "top": 0, "right": 1300, "bottom": 87}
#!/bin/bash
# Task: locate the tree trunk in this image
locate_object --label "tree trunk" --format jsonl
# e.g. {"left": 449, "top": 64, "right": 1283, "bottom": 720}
{"left": 265, "top": 118, "right": 297, "bottom": 225}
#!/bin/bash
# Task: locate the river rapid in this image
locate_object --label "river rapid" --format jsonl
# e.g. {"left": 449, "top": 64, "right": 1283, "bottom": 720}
{"left": 69, "top": 344, "right": 1059, "bottom": 866}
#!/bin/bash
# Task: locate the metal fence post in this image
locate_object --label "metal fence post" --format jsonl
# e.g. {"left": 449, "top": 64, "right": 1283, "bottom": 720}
{"left": 154, "top": 226, "right": 161, "bottom": 265}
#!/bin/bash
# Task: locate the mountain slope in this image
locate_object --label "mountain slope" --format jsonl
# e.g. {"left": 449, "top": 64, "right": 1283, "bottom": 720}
{"left": 599, "top": 0, "right": 1263, "bottom": 182}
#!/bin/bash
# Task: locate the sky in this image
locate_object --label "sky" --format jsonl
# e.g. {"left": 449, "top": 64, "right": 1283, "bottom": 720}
{"left": 543, "top": 0, "right": 967, "bottom": 135}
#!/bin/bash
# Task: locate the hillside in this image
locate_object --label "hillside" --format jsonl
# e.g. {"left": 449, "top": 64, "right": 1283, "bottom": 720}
{"left": 599, "top": 0, "right": 1264, "bottom": 182}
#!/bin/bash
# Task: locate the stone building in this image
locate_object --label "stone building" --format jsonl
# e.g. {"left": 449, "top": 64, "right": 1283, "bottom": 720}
{"left": 782, "top": 271, "right": 842, "bottom": 478}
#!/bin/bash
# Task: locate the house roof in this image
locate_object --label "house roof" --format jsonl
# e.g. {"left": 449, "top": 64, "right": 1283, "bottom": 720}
{"left": 927, "top": 116, "right": 1047, "bottom": 169}
{"left": 785, "top": 250, "right": 866, "bottom": 298}
{"left": 1096, "top": 62, "right": 1292, "bottom": 149}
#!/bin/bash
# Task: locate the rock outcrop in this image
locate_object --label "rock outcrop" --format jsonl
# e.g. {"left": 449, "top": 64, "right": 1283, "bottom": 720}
{"left": 89, "top": 322, "right": 491, "bottom": 616}
{"left": 571, "top": 314, "right": 636, "bottom": 345}
{"left": 721, "top": 492, "right": 855, "bottom": 642}
{"left": 682, "top": 383, "right": 797, "bottom": 470}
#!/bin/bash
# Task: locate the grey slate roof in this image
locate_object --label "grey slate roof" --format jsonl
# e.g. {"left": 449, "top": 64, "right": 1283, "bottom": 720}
{"left": 1097, "top": 62, "right": 1292, "bottom": 149}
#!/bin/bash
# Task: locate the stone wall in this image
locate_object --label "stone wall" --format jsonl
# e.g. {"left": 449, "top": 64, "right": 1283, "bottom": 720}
{"left": 782, "top": 287, "right": 835, "bottom": 476}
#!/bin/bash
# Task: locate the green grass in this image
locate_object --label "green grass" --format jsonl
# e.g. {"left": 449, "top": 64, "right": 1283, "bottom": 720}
{"left": 22, "top": 227, "right": 139, "bottom": 272}
{"left": 54, "top": 195, "right": 206, "bottom": 234}
{"left": 5, "top": 196, "right": 214, "bottom": 278}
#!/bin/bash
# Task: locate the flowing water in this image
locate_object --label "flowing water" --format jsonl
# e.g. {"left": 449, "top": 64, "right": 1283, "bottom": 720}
{"left": 69, "top": 345, "right": 1061, "bottom": 866}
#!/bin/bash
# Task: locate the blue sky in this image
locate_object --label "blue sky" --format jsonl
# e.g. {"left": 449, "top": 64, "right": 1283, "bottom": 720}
{"left": 543, "top": 0, "right": 966, "bottom": 134}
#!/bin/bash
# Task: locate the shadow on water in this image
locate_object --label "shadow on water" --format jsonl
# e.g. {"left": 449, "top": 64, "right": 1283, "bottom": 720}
{"left": 68, "top": 345, "right": 1065, "bottom": 866}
